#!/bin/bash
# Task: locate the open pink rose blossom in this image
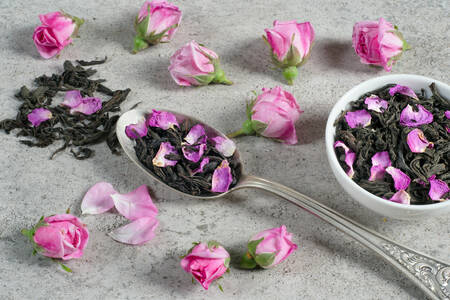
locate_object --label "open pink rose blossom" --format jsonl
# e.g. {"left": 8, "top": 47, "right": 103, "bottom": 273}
{"left": 334, "top": 141, "right": 356, "bottom": 178}
{"left": 389, "top": 84, "right": 418, "bottom": 100}
{"left": 168, "top": 41, "right": 232, "bottom": 86}
{"left": 211, "top": 160, "right": 233, "bottom": 193}
{"left": 264, "top": 20, "right": 314, "bottom": 85}
{"left": 147, "top": 109, "right": 179, "bottom": 130}
{"left": 406, "top": 129, "right": 433, "bottom": 153}
{"left": 229, "top": 87, "right": 303, "bottom": 145}
{"left": 62, "top": 90, "right": 102, "bottom": 115}
{"left": 133, "top": 0, "right": 182, "bottom": 53}
{"left": 180, "top": 241, "right": 230, "bottom": 290}
{"left": 369, "top": 151, "right": 391, "bottom": 181}
{"left": 399, "top": 104, "right": 433, "bottom": 127}
{"left": 364, "top": 95, "right": 389, "bottom": 113}
{"left": 352, "top": 18, "right": 410, "bottom": 71}
{"left": 27, "top": 108, "right": 52, "bottom": 127}
{"left": 428, "top": 175, "right": 449, "bottom": 202}
{"left": 344, "top": 109, "right": 371, "bottom": 128}
{"left": 33, "top": 12, "right": 83, "bottom": 59}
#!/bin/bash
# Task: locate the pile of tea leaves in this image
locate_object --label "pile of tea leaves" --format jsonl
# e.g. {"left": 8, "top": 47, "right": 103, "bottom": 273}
{"left": 0, "top": 58, "right": 131, "bottom": 160}
{"left": 334, "top": 83, "right": 449, "bottom": 204}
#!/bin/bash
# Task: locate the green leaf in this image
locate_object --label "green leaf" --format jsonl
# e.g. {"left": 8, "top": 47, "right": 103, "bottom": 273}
{"left": 239, "top": 252, "right": 257, "bottom": 269}
{"left": 254, "top": 252, "right": 276, "bottom": 268}
{"left": 250, "top": 120, "right": 268, "bottom": 134}
{"left": 247, "top": 238, "right": 264, "bottom": 257}
{"left": 207, "top": 240, "right": 221, "bottom": 250}
{"left": 59, "top": 263, "right": 72, "bottom": 273}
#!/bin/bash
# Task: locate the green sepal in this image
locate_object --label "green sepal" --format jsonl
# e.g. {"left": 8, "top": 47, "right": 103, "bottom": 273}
{"left": 246, "top": 99, "right": 256, "bottom": 119}
{"left": 224, "top": 257, "right": 230, "bottom": 268}
{"left": 254, "top": 252, "right": 276, "bottom": 268}
{"left": 251, "top": 120, "right": 268, "bottom": 134}
{"left": 247, "top": 238, "right": 264, "bottom": 257}
{"left": 21, "top": 216, "right": 47, "bottom": 255}
{"left": 59, "top": 262, "right": 73, "bottom": 273}
{"left": 282, "top": 66, "right": 298, "bottom": 85}
{"left": 218, "top": 283, "right": 224, "bottom": 292}
{"left": 207, "top": 240, "right": 221, "bottom": 250}
{"left": 61, "top": 11, "right": 84, "bottom": 38}
{"left": 180, "top": 241, "right": 201, "bottom": 258}
{"left": 132, "top": 36, "right": 149, "bottom": 54}
{"left": 135, "top": 7, "right": 151, "bottom": 37}
{"left": 192, "top": 74, "right": 215, "bottom": 86}
{"left": 239, "top": 251, "right": 257, "bottom": 269}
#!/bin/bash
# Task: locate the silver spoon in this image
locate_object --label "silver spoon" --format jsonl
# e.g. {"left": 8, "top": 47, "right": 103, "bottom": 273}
{"left": 116, "top": 108, "right": 449, "bottom": 300}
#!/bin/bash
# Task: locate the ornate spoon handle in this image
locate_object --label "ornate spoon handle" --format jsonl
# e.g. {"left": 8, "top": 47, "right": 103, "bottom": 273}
{"left": 239, "top": 175, "right": 450, "bottom": 300}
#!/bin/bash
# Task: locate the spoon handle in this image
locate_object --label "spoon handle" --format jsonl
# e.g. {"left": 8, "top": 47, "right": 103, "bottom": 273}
{"left": 240, "top": 175, "right": 450, "bottom": 300}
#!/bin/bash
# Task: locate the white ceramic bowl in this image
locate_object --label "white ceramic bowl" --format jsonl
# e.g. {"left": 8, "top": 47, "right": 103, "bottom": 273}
{"left": 325, "top": 74, "right": 450, "bottom": 220}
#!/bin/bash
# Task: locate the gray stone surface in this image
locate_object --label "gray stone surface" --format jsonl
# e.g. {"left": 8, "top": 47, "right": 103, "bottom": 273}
{"left": 0, "top": 0, "right": 448, "bottom": 299}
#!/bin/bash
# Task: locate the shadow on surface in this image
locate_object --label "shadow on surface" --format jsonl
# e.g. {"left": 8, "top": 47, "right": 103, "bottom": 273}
{"left": 8, "top": 25, "right": 41, "bottom": 58}
{"left": 296, "top": 112, "right": 327, "bottom": 145}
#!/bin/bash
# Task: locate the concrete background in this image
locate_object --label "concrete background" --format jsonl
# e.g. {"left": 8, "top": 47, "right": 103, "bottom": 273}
{"left": 0, "top": 0, "right": 448, "bottom": 299}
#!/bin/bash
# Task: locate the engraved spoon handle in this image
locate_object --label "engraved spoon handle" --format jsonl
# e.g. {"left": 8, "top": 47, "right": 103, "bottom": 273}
{"left": 239, "top": 175, "right": 450, "bottom": 300}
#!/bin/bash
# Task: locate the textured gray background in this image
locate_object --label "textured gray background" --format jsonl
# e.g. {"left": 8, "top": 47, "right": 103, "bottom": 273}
{"left": 0, "top": 0, "right": 449, "bottom": 299}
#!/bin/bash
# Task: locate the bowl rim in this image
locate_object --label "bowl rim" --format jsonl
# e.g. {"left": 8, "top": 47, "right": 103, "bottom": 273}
{"left": 325, "top": 74, "right": 450, "bottom": 211}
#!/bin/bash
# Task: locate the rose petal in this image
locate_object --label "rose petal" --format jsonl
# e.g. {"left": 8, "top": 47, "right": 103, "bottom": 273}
{"left": 62, "top": 90, "right": 83, "bottom": 108}
{"left": 344, "top": 109, "right": 371, "bottom": 128}
{"left": 184, "top": 124, "right": 206, "bottom": 145}
{"left": 428, "top": 175, "right": 450, "bottom": 201}
{"left": 81, "top": 182, "right": 117, "bottom": 215}
{"left": 211, "top": 136, "right": 236, "bottom": 157}
{"left": 27, "top": 108, "right": 52, "bottom": 127}
{"left": 364, "top": 95, "right": 389, "bottom": 113}
{"left": 182, "top": 143, "right": 206, "bottom": 163}
{"left": 69, "top": 97, "right": 102, "bottom": 115}
{"left": 211, "top": 160, "right": 233, "bottom": 193}
{"left": 108, "top": 217, "right": 159, "bottom": 245}
{"left": 369, "top": 151, "right": 391, "bottom": 181}
{"left": 152, "top": 142, "right": 178, "bottom": 167}
{"left": 125, "top": 120, "right": 148, "bottom": 139}
{"left": 389, "top": 84, "right": 418, "bottom": 100}
{"left": 111, "top": 185, "right": 158, "bottom": 220}
{"left": 406, "top": 129, "right": 433, "bottom": 153}
{"left": 147, "top": 109, "right": 179, "bottom": 130}
{"left": 399, "top": 104, "right": 433, "bottom": 127}
{"left": 192, "top": 157, "right": 210, "bottom": 175}
{"left": 389, "top": 190, "right": 411, "bottom": 205}
{"left": 334, "top": 141, "right": 356, "bottom": 178}
{"left": 386, "top": 167, "right": 411, "bottom": 191}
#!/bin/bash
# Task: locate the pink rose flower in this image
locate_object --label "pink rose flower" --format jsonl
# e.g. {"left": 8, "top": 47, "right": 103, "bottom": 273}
{"left": 33, "top": 12, "right": 83, "bottom": 59}
{"left": 229, "top": 86, "right": 303, "bottom": 144}
{"left": 352, "top": 18, "right": 410, "bottom": 71}
{"left": 180, "top": 241, "right": 230, "bottom": 290}
{"left": 22, "top": 214, "right": 89, "bottom": 261}
{"left": 264, "top": 20, "right": 314, "bottom": 85}
{"left": 133, "top": 0, "right": 182, "bottom": 53}
{"left": 240, "top": 225, "right": 297, "bottom": 269}
{"left": 168, "top": 41, "right": 232, "bottom": 86}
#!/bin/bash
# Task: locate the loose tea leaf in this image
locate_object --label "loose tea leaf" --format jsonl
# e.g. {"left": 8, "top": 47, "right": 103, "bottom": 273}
{"left": 0, "top": 59, "right": 131, "bottom": 159}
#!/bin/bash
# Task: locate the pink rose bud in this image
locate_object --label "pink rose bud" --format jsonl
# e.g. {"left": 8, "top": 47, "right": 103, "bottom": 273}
{"left": 352, "top": 17, "right": 410, "bottom": 71}
{"left": 229, "top": 87, "right": 303, "bottom": 145}
{"left": 180, "top": 241, "right": 230, "bottom": 290}
{"left": 264, "top": 20, "right": 314, "bottom": 85}
{"left": 33, "top": 11, "right": 84, "bottom": 59}
{"left": 133, "top": 0, "right": 182, "bottom": 53}
{"left": 168, "top": 41, "right": 232, "bottom": 86}
{"left": 240, "top": 225, "right": 297, "bottom": 269}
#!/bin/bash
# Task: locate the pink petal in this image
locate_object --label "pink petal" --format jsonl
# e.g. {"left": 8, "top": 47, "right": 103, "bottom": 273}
{"left": 406, "top": 129, "right": 433, "bottom": 153}
{"left": 334, "top": 141, "right": 356, "bottom": 178}
{"left": 386, "top": 167, "right": 411, "bottom": 191}
{"left": 184, "top": 124, "right": 206, "bottom": 145}
{"left": 70, "top": 97, "right": 102, "bottom": 115}
{"left": 192, "top": 157, "right": 210, "bottom": 175}
{"left": 344, "top": 109, "right": 371, "bottom": 128}
{"left": 369, "top": 151, "right": 391, "bottom": 181}
{"left": 125, "top": 119, "right": 148, "bottom": 139}
{"left": 27, "top": 108, "right": 52, "bottom": 127}
{"left": 111, "top": 185, "right": 158, "bottom": 220}
{"left": 389, "top": 190, "right": 411, "bottom": 205}
{"left": 152, "top": 142, "right": 178, "bottom": 167}
{"left": 33, "top": 226, "right": 64, "bottom": 258}
{"left": 182, "top": 143, "right": 206, "bottom": 163}
{"left": 81, "top": 182, "right": 117, "bottom": 215}
{"left": 428, "top": 175, "right": 449, "bottom": 202}
{"left": 211, "top": 136, "right": 236, "bottom": 157}
{"left": 364, "top": 95, "right": 389, "bottom": 113}
{"left": 399, "top": 104, "right": 433, "bottom": 127}
{"left": 147, "top": 109, "right": 179, "bottom": 130}
{"left": 108, "top": 217, "right": 159, "bottom": 245}
{"left": 211, "top": 160, "right": 233, "bottom": 193}
{"left": 389, "top": 84, "right": 418, "bottom": 100}
{"left": 62, "top": 90, "right": 83, "bottom": 108}
{"left": 445, "top": 111, "right": 450, "bottom": 119}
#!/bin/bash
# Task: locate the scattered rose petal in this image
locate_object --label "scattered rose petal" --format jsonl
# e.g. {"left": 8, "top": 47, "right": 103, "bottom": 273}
{"left": 125, "top": 120, "right": 148, "bottom": 139}
{"left": 182, "top": 143, "right": 206, "bottom": 163}
{"left": 69, "top": 97, "right": 102, "bottom": 115}
{"left": 212, "top": 136, "right": 236, "bottom": 157}
{"left": 108, "top": 217, "right": 159, "bottom": 245}
{"left": 445, "top": 111, "right": 450, "bottom": 119}
{"left": 153, "top": 142, "right": 178, "bottom": 167}
{"left": 27, "top": 108, "right": 52, "bottom": 127}
{"left": 406, "top": 129, "right": 433, "bottom": 153}
{"left": 334, "top": 141, "right": 356, "bottom": 178}
{"left": 428, "top": 175, "right": 449, "bottom": 201}
{"left": 111, "top": 185, "right": 158, "bottom": 220}
{"left": 389, "top": 84, "right": 418, "bottom": 100}
{"left": 386, "top": 167, "right": 411, "bottom": 191}
{"left": 369, "top": 151, "right": 391, "bottom": 181}
{"left": 389, "top": 190, "right": 411, "bottom": 205}
{"left": 211, "top": 160, "right": 233, "bottom": 193}
{"left": 62, "top": 90, "right": 82, "bottom": 108}
{"left": 147, "top": 109, "right": 179, "bottom": 130}
{"left": 364, "top": 95, "right": 389, "bottom": 113}
{"left": 184, "top": 124, "right": 206, "bottom": 145}
{"left": 81, "top": 182, "right": 117, "bottom": 215}
{"left": 399, "top": 104, "right": 433, "bottom": 127}
{"left": 192, "top": 157, "right": 210, "bottom": 175}
{"left": 344, "top": 109, "right": 371, "bottom": 128}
